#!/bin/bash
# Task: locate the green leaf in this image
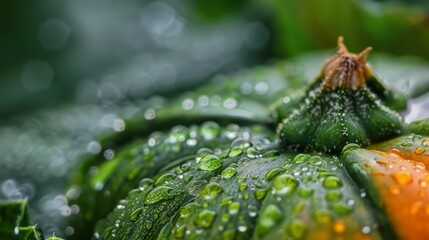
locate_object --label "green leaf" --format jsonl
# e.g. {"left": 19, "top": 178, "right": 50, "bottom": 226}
{"left": 0, "top": 199, "right": 43, "bottom": 240}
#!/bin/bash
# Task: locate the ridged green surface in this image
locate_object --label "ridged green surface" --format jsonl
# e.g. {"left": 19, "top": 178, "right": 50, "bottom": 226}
{"left": 93, "top": 137, "right": 279, "bottom": 239}
{"left": 254, "top": 154, "right": 381, "bottom": 239}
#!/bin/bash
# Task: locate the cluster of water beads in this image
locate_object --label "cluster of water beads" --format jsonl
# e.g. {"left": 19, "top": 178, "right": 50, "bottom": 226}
{"left": 168, "top": 146, "right": 287, "bottom": 239}
{"left": 89, "top": 122, "right": 276, "bottom": 239}
{"left": 255, "top": 153, "right": 379, "bottom": 239}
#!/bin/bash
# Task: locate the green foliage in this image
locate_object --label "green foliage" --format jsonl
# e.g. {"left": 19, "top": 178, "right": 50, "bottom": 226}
{"left": 0, "top": 200, "right": 43, "bottom": 240}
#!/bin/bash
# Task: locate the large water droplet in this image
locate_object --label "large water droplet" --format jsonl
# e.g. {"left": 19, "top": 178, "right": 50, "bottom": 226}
{"left": 298, "top": 187, "right": 313, "bottom": 198}
{"left": 325, "top": 190, "right": 342, "bottom": 202}
{"left": 144, "top": 186, "right": 175, "bottom": 205}
{"left": 330, "top": 202, "right": 353, "bottom": 215}
{"left": 287, "top": 219, "right": 306, "bottom": 239}
{"left": 194, "top": 210, "right": 217, "bottom": 228}
{"left": 246, "top": 147, "right": 258, "bottom": 158}
{"left": 314, "top": 210, "right": 333, "bottom": 224}
{"left": 391, "top": 172, "right": 413, "bottom": 185}
{"left": 228, "top": 146, "right": 243, "bottom": 157}
{"left": 221, "top": 167, "right": 237, "bottom": 179}
{"left": 129, "top": 208, "right": 143, "bottom": 222}
{"left": 293, "top": 154, "right": 310, "bottom": 164}
{"left": 323, "top": 176, "right": 342, "bottom": 189}
{"left": 265, "top": 168, "right": 285, "bottom": 181}
{"left": 256, "top": 204, "right": 283, "bottom": 236}
{"left": 200, "top": 122, "right": 220, "bottom": 140}
{"left": 154, "top": 173, "right": 177, "bottom": 186}
{"left": 415, "top": 147, "right": 425, "bottom": 155}
{"left": 198, "top": 155, "right": 223, "bottom": 172}
{"left": 422, "top": 138, "right": 429, "bottom": 147}
{"left": 200, "top": 182, "right": 223, "bottom": 200}
{"left": 238, "top": 183, "right": 248, "bottom": 191}
{"left": 255, "top": 189, "right": 267, "bottom": 201}
{"left": 228, "top": 202, "right": 240, "bottom": 214}
{"left": 180, "top": 202, "right": 201, "bottom": 218}
{"left": 272, "top": 174, "right": 298, "bottom": 194}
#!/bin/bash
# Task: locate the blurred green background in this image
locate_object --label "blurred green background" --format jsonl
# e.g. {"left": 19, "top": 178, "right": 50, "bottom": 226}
{"left": 1, "top": 0, "right": 429, "bottom": 238}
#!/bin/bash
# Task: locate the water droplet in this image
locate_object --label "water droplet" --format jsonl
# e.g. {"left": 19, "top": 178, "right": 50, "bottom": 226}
{"left": 325, "top": 190, "right": 342, "bottom": 202}
{"left": 229, "top": 147, "right": 243, "bottom": 157}
{"left": 238, "top": 183, "right": 248, "bottom": 191}
{"left": 422, "top": 138, "right": 429, "bottom": 147}
{"left": 223, "top": 98, "right": 238, "bottom": 109}
{"left": 196, "top": 148, "right": 214, "bottom": 162}
{"left": 293, "top": 154, "right": 310, "bottom": 164}
{"left": 87, "top": 141, "right": 101, "bottom": 154}
{"left": 174, "top": 225, "right": 186, "bottom": 238}
{"left": 231, "top": 137, "right": 251, "bottom": 148}
{"left": 419, "top": 180, "right": 428, "bottom": 188}
{"left": 171, "top": 126, "right": 189, "bottom": 142}
{"left": 129, "top": 208, "right": 143, "bottom": 222}
{"left": 262, "top": 150, "right": 280, "bottom": 158}
{"left": 246, "top": 147, "right": 258, "bottom": 158}
{"left": 154, "top": 173, "right": 177, "bottom": 186}
{"left": 253, "top": 188, "right": 267, "bottom": 201}
{"left": 144, "top": 109, "right": 156, "bottom": 120}
{"left": 139, "top": 178, "right": 154, "bottom": 191}
{"left": 238, "top": 225, "right": 247, "bottom": 232}
{"left": 180, "top": 203, "right": 201, "bottom": 217}
{"left": 265, "top": 168, "right": 285, "bottom": 181}
{"left": 391, "top": 172, "right": 413, "bottom": 185}
{"left": 314, "top": 210, "right": 332, "bottom": 224}
{"left": 220, "top": 196, "right": 233, "bottom": 206}
{"left": 330, "top": 202, "right": 353, "bottom": 215}
{"left": 186, "top": 139, "right": 197, "bottom": 146}
{"left": 194, "top": 210, "right": 217, "bottom": 228}
{"left": 221, "top": 167, "right": 237, "bottom": 179}
{"left": 240, "top": 82, "right": 253, "bottom": 95}
{"left": 182, "top": 99, "right": 194, "bottom": 110}
{"left": 255, "top": 82, "right": 269, "bottom": 95}
{"left": 323, "top": 176, "right": 342, "bottom": 189}
{"left": 198, "top": 155, "right": 223, "bottom": 172}
{"left": 342, "top": 143, "right": 360, "bottom": 155}
{"left": 144, "top": 186, "right": 175, "bottom": 205}
{"left": 400, "top": 142, "right": 413, "bottom": 147}
{"left": 272, "top": 174, "right": 298, "bottom": 194}
{"left": 257, "top": 204, "right": 283, "bottom": 236}
{"left": 103, "top": 149, "right": 115, "bottom": 160}
{"left": 200, "top": 182, "right": 223, "bottom": 200}
{"left": 298, "top": 187, "right": 313, "bottom": 198}
{"left": 287, "top": 219, "right": 306, "bottom": 239}
{"left": 389, "top": 185, "right": 400, "bottom": 195}
{"left": 415, "top": 148, "right": 425, "bottom": 155}
{"left": 237, "top": 176, "right": 247, "bottom": 183}
{"left": 362, "top": 226, "right": 371, "bottom": 235}
{"left": 333, "top": 221, "right": 346, "bottom": 233}
{"left": 228, "top": 202, "right": 240, "bottom": 214}
{"left": 308, "top": 155, "right": 323, "bottom": 164}
{"left": 216, "top": 229, "right": 232, "bottom": 240}
{"left": 200, "top": 122, "right": 220, "bottom": 140}
{"left": 113, "top": 119, "right": 126, "bottom": 132}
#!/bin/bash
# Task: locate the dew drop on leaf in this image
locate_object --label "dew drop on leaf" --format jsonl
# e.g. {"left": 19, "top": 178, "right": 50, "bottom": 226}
{"left": 144, "top": 186, "right": 175, "bottom": 205}
{"left": 323, "top": 176, "right": 342, "bottom": 189}
{"left": 200, "top": 182, "right": 223, "bottom": 200}
{"left": 391, "top": 172, "right": 413, "bottom": 185}
{"left": 221, "top": 167, "right": 237, "bottom": 179}
{"left": 129, "top": 208, "right": 142, "bottom": 222}
{"left": 194, "top": 210, "right": 217, "bottom": 228}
